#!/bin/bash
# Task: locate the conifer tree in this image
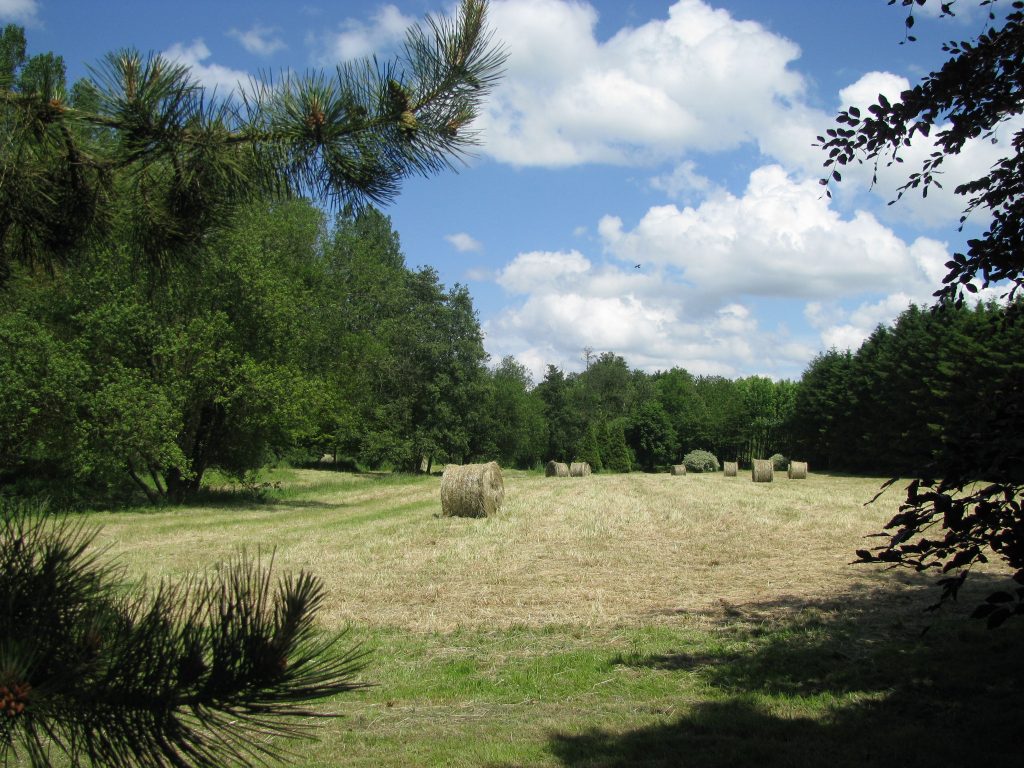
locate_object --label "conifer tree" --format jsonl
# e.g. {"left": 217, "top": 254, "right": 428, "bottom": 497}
{"left": 0, "top": 0, "right": 504, "bottom": 282}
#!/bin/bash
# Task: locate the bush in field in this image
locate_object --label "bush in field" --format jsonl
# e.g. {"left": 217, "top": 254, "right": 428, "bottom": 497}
{"left": 770, "top": 453, "right": 788, "bottom": 471}
{"left": 682, "top": 449, "right": 720, "bottom": 473}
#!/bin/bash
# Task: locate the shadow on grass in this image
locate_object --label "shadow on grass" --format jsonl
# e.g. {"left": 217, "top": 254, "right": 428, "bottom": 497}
{"left": 551, "top": 573, "right": 1024, "bottom": 768}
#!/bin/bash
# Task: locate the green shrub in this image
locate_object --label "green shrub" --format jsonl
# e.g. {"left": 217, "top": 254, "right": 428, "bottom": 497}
{"left": 682, "top": 449, "right": 720, "bottom": 473}
{"left": 770, "top": 453, "right": 788, "bottom": 471}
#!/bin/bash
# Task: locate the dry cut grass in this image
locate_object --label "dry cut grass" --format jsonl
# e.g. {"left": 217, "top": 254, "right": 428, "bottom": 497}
{"left": 90, "top": 469, "right": 911, "bottom": 633}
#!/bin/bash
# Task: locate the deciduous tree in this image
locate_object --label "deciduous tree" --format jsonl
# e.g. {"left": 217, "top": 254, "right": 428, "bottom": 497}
{"left": 820, "top": 0, "right": 1024, "bottom": 621}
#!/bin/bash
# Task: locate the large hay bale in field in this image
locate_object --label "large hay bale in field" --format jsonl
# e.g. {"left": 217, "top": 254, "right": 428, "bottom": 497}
{"left": 723, "top": 461, "right": 738, "bottom": 477}
{"left": 440, "top": 462, "right": 504, "bottom": 518}
{"left": 569, "top": 462, "right": 592, "bottom": 477}
{"left": 788, "top": 461, "right": 808, "bottom": 479}
{"left": 671, "top": 464, "right": 687, "bottom": 476}
{"left": 545, "top": 460, "right": 570, "bottom": 477}
{"left": 751, "top": 459, "right": 774, "bottom": 483}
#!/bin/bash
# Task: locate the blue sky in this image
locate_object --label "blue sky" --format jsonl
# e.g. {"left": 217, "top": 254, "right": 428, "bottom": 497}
{"left": 3, "top": 0, "right": 1008, "bottom": 381}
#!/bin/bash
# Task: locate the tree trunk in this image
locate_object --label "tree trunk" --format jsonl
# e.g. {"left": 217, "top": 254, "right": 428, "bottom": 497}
{"left": 126, "top": 460, "right": 161, "bottom": 504}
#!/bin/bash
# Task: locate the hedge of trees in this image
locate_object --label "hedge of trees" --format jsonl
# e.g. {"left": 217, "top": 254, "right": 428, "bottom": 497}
{"left": 791, "top": 301, "right": 1024, "bottom": 479}
{"left": 1, "top": 189, "right": 808, "bottom": 502}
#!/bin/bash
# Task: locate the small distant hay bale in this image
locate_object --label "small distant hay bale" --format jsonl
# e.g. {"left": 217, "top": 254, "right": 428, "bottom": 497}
{"left": 788, "top": 461, "right": 808, "bottom": 479}
{"left": 545, "top": 460, "right": 570, "bottom": 477}
{"left": 751, "top": 459, "right": 774, "bottom": 483}
{"left": 440, "top": 462, "right": 504, "bottom": 518}
{"left": 569, "top": 462, "right": 592, "bottom": 477}
{"left": 723, "top": 461, "right": 738, "bottom": 477}
{"left": 671, "top": 464, "right": 687, "bottom": 476}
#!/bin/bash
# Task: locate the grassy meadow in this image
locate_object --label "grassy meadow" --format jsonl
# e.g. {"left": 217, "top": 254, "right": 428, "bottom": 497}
{"left": 81, "top": 468, "right": 1022, "bottom": 767}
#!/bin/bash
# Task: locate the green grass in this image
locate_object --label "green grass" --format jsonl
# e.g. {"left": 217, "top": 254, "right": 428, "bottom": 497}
{"left": 80, "top": 469, "right": 1024, "bottom": 766}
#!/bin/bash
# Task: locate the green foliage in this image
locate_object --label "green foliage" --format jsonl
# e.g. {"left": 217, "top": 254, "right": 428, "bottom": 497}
{"left": 487, "top": 356, "right": 546, "bottom": 469}
{"left": 535, "top": 365, "right": 573, "bottom": 462}
{"left": 0, "top": 307, "right": 86, "bottom": 488}
{"left": 628, "top": 400, "right": 678, "bottom": 472}
{"left": 653, "top": 367, "right": 708, "bottom": 455}
{"left": 599, "top": 420, "right": 633, "bottom": 473}
{"left": 682, "top": 449, "right": 720, "bottom": 474}
{"left": 574, "top": 424, "right": 603, "bottom": 473}
{"left": 792, "top": 301, "right": 1024, "bottom": 477}
{"left": 309, "top": 207, "right": 493, "bottom": 473}
{"left": 0, "top": 199, "right": 335, "bottom": 503}
{"left": 769, "top": 453, "right": 787, "bottom": 471}
{"left": 0, "top": 498, "right": 366, "bottom": 767}
{"left": 790, "top": 349, "right": 856, "bottom": 471}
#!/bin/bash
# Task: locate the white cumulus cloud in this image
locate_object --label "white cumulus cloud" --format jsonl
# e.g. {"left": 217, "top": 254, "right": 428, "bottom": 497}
{"left": 446, "top": 232, "right": 484, "bottom": 253}
{"left": 487, "top": 244, "right": 819, "bottom": 379}
{"left": 599, "top": 165, "right": 948, "bottom": 301}
{"left": 0, "top": 0, "right": 37, "bottom": 24}
{"left": 486, "top": 163, "right": 959, "bottom": 378}
{"left": 479, "top": 0, "right": 814, "bottom": 167}
{"left": 314, "top": 4, "right": 415, "bottom": 63}
{"left": 162, "top": 40, "right": 250, "bottom": 95}
{"left": 228, "top": 24, "right": 287, "bottom": 56}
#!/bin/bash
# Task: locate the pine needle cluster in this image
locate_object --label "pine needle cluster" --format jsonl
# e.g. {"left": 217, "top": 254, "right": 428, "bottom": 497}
{"left": 1, "top": 498, "right": 368, "bottom": 767}
{"left": 0, "top": 0, "right": 505, "bottom": 280}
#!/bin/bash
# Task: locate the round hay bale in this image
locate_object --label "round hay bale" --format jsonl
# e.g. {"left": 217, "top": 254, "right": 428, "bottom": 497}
{"left": 545, "top": 460, "right": 570, "bottom": 477}
{"left": 671, "top": 464, "right": 687, "bottom": 476}
{"left": 751, "top": 459, "right": 774, "bottom": 483}
{"left": 440, "top": 462, "right": 504, "bottom": 517}
{"left": 723, "top": 461, "right": 738, "bottom": 477}
{"left": 569, "top": 462, "right": 592, "bottom": 477}
{"left": 788, "top": 461, "right": 808, "bottom": 479}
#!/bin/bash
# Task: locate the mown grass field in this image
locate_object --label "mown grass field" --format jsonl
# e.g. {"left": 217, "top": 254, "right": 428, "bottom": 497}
{"left": 85, "top": 468, "right": 1022, "bottom": 767}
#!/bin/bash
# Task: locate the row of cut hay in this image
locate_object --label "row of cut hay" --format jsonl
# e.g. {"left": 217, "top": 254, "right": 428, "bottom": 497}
{"left": 545, "top": 460, "right": 570, "bottom": 477}
{"left": 441, "top": 461, "right": 504, "bottom": 517}
{"left": 669, "top": 460, "right": 806, "bottom": 480}
{"left": 664, "top": 459, "right": 810, "bottom": 480}
{"left": 545, "top": 461, "right": 590, "bottom": 477}
{"left": 442, "top": 459, "right": 806, "bottom": 516}
{"left": 747, "top": 459, "right": 809, "bottom": 482}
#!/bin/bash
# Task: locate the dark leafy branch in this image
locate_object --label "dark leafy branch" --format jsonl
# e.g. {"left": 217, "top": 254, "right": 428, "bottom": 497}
{"left": 856, "top": 479, "right": 1024, "bottom": 627}
{"left": 818, "top": 1, "right": 1024, "bottom": 624}
{"left": 817, "top": 0, "right": 1024, "bottom": 303}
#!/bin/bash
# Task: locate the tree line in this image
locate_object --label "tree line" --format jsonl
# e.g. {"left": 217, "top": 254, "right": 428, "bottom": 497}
{"left": 8, "top": 180, "right": 1024, "bottom": 505}
{"left": 0, "top": 193, "right": 805, "bottom": 502}
{"left": 6, "top": 178, "right": 1023, "bottom": 503}
{"left": 791, "top": 300, "right": 1024, "bottom": 479}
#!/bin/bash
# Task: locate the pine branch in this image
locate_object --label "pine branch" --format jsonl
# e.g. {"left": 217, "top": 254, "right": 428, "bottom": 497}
{"left": 1, "top": 499, "right": 369, "bottom": 768}
{"left": 0, "top": 0, "right": 505, "bottom": 281}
